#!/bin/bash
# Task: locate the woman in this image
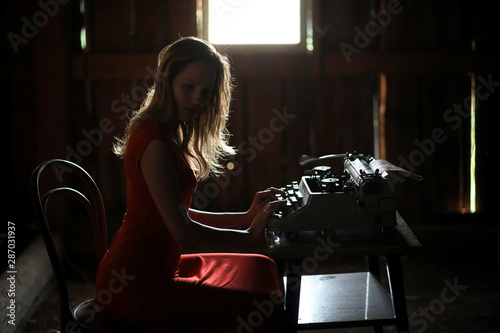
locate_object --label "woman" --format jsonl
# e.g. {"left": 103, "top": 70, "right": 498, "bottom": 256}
{"left": 95, "top": 36, "right": 286, "bottom": 332}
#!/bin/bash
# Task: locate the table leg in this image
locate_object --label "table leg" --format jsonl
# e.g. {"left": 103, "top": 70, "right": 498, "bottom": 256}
{"left": 368, "top": 255, "right": 384, "bottom": 333}
{"left": 284, "top": 259, "right": 302, "bottom": 332}
{"left": 385, "top": 254, "right": 410, "bottom": 333}
{"left": 276, "top": 259, "right": 287, "bottom": 295}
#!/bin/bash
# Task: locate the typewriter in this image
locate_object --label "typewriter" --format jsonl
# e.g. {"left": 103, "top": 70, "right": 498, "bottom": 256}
{"left": 267, "top": 153, "right": 399, "bottom": 232}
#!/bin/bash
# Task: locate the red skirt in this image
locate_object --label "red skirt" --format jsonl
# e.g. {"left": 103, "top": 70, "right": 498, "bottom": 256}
{"left": 102, "top": 253, "right": 285, "bottom": 332}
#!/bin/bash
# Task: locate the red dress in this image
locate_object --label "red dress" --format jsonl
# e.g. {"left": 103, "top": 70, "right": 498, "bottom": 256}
{"left": 95, "top": 122, "right": 284, "bottom": 332}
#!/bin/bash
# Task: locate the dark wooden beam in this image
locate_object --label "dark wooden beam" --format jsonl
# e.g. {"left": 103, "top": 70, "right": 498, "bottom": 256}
{"left": 323, "top": 51, "right": 500, "bottom": 75}
{"left": 230, "top": 54, "right": 311, "bottom": 78}
{"left": 70, "top": 51, "right": 500, "bottom": 80}
{"left": 72, "top": 53, "right": 158, "bottom": 80}
{"left": 71, "top": 53, "right": 312, "bottom": 80}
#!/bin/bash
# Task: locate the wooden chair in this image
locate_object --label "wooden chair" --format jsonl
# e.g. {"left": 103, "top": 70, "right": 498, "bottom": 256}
{"left": 30, "top": 159, "right": 112, "bottom": 332}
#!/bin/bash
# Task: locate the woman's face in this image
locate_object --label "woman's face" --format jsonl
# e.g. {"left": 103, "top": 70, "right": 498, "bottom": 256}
{"left": 172, "top": 60, "right": 216, "bottom": 122}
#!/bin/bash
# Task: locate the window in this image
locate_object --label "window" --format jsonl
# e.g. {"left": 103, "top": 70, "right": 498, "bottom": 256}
{"left": 197, "top": 0, "right": 313, "bottom": 52}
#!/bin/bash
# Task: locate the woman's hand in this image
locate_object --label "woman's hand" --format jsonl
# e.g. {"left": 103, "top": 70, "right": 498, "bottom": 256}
{"left": 242, "top": 187, "right": 285, "bottom": 225}
{"left": 246, "top": 199, "right": 287, "bottom": 240}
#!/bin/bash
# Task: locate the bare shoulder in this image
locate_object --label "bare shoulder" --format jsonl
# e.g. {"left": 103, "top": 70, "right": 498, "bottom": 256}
{"left": 140, "top": 139, "right": 178, "bottom": 180}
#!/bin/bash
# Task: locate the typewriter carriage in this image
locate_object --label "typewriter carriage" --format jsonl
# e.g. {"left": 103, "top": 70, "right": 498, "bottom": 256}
{"left": 267, "top": 152, "right": 399, "bottom": 232}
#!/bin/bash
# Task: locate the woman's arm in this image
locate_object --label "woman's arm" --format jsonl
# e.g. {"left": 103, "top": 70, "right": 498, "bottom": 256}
{"left": 188, "top": 209, "right": 243, "bottom": 229}
{"left": 188, "top": 188, "right": 284, "bottom": 229}
{"left": 140, "top": 139, "right": 285, "bottom": 247}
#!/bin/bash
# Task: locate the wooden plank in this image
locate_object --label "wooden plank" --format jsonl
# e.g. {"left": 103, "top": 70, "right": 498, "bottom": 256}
{"left": 31, "top": 1, "right": 73, "bottom": 226}
{"left": 419, "top": 0, "right": 465, "bottom": 50}
{"left": 314, "top": 75, "right": 374, "bottom": 158}
{"left": 384, "top": 74, "right": 422, "bottom": 219}
{"left": 71, "top": 51, "right": 500, "bottom": 81}
{"left": 281, "top": 78, "right": 313, "bottom": 184}
{"left": 72, "top": 53, "right": 311, "bottom": 80}
{"left": 89, "top": 0, "right": 131, "bottom": 51}
{"left": 383, "top": 0, "right": 422, "bottom": 50}
{"left": 93, "top": 80, "right": 130, "bottom": 216}
{"left": 323, "top": 51, "right": 500, "bottom": 75}
{"left": 134, "top": 0, "right": 167, "bottom": 52}
{"left": 72, "top": 53, "right": 158, "bottom": 80}
{"left": 166, "top": 0, "right": 197, "bottom": 42}
{"left": 384, "top": 73, "right": 469, "bottom": 218}
{"left": 322, "top": 0, "right": 373, "bottom": 51}
{"left": 231, "top": 54, "right": 310, "bottom": 78}
{"left": 420, "top": 75, "right": 469, "bottom": 214}
{"left": 244, "top": 78, "right": 285, "bottom": 197}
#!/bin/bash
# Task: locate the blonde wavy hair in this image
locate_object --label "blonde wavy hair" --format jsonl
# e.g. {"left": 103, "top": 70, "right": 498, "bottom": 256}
{"left": 113, "top": 36, "right": 235, "bottom": 180}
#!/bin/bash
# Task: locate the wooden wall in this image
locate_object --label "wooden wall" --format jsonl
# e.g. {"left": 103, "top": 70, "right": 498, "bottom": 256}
{"left": 4, "top": 0, "right": 500, "bottom": 246}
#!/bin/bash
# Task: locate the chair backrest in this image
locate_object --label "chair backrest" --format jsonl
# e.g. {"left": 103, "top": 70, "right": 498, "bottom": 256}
{"left": 30, "top": 159, "right": 108, "bottom": 331}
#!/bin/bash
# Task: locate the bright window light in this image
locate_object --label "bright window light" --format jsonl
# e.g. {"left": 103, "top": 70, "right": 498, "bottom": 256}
{"left": 468, "top": 40, "right": 477, "bottom": 214}
{"left": 469, "top": 73, "right": 476, "bottom": 213}
{"left": 207, "top": 0, "right": 301, "bottom": 45}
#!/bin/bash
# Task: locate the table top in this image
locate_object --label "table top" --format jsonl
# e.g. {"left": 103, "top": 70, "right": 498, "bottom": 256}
{"left": 266, "top": 212, "right": 421, "bottom": 260}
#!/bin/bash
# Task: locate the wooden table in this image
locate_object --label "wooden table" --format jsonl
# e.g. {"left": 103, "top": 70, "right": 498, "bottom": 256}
{"left": 266, "top": 212, "right": 421, "bottom": 332}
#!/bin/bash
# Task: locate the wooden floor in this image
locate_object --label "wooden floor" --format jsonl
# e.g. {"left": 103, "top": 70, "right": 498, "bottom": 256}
{"left": 18, "top": 223, "right": 500, "bottom": 333}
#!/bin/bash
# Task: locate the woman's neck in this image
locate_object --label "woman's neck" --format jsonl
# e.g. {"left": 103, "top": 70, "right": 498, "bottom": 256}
{"left": 165, "top": 120, "right": 183, "bottom": 146}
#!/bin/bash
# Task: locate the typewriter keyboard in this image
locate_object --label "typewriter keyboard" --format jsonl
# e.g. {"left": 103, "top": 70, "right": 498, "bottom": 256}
{"left": 273, "top": 181, "right": 304, "bottom": 219}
